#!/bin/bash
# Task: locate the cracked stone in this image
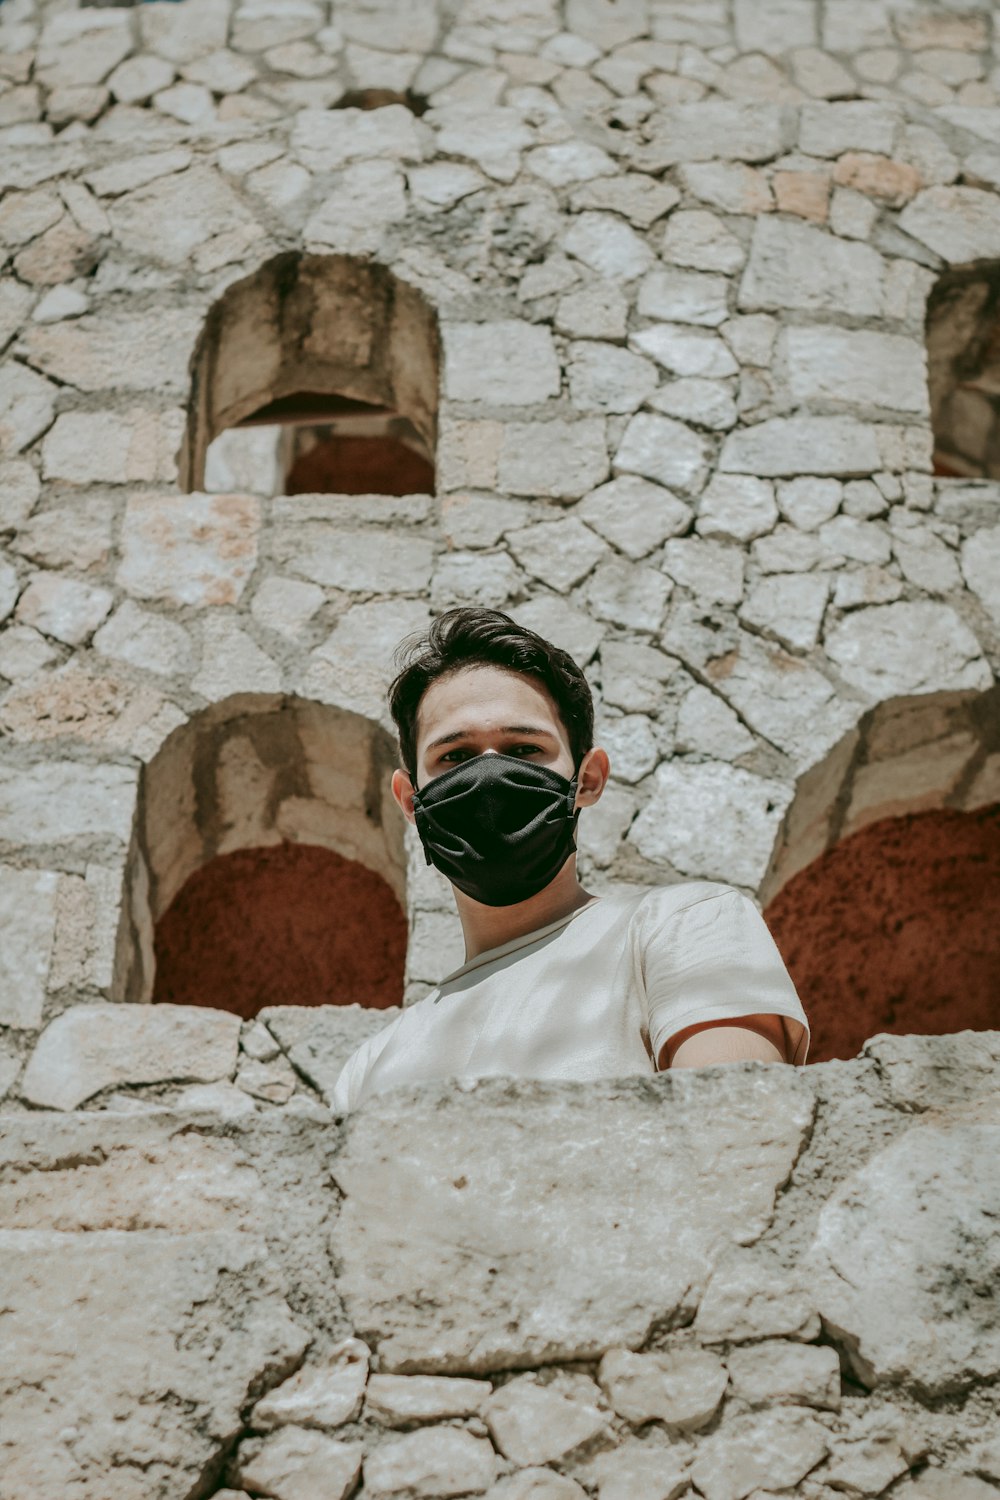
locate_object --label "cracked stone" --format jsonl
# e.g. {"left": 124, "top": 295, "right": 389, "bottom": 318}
{"left": 740, "top": 573, "right": 830, "bottom": 652}
{"left": 614, "top": 413, "right": 709, "bottom": 494}
{"left": 676, "top": 685, "right": 755, "bottom": 760}
{"left": 599, "top": 1345, "right": 728, "bottom": 1431}
{"left": 578, "top": 476, "right": 692, "bottom": 560}
{"left": 0, "top": 362, "right": 57, "bottom": 455}
{"left": 825, "top": 602, "right": 991, "bottom": 700}
{"left": 252, "top": 1337, "right": 370, "bottom": 1430}
{"left": 484, "top": 1375, "right": 609, "bottom": 1466}
{"left": 363, "top": 1427, "right": 497, "bottom": 1499}
{"left": 689, "top": 1409, "right": 830, "bottom": 1500}
{"left": 632, "top": 325, "right": 738, "bottom": 379}
{"left": 15, "top": 571, "right": 112, "bottom": 646}
{"left": 587, "top": 557, "right": 673, "bottom": 632}
{"left": 508, "top": 518, "right": 608, "bottom": 594}
{"left": 236, "top": 1427, "right": 363, "bottom": 1500}
{"left": 366, "top": 1374, "right": 492, "bottom": 1426}
{"left": 630, "top": 760, "right": 791, "bottom": 886}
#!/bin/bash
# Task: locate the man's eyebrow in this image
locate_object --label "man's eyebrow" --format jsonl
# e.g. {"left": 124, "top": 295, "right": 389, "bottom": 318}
{"left": 426, "top": 725, "right": 558, "bottom": 750}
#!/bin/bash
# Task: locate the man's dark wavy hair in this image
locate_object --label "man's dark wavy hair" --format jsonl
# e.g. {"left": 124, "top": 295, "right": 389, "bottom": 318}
{"left": 388, "top": 606, "right": 594, "bottom": 781}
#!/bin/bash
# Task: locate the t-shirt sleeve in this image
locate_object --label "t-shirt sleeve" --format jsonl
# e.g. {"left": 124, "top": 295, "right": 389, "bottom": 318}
{"left": 635, "top": 884, "right": 810, "bottom": 1068}
{"left": 328, "top": 1036, "right": 373, "bottom": 1113}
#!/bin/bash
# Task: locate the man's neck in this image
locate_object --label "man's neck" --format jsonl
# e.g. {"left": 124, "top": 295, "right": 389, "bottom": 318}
{"left": 455, "top": 859, "right": 596, "bottom": 963}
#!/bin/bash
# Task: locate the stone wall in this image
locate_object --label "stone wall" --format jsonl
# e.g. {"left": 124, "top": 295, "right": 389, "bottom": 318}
{"left": 3, "top": 1027, "right": 999, "bottom": 1499}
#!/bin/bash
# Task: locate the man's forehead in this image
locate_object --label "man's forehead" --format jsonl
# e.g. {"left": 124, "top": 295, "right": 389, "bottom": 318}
{"left": 416, "top": 665, "right": 564, "bottom": 741}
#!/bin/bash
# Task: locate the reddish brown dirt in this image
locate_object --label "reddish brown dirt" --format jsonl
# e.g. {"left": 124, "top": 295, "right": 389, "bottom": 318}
{"left": 153, "top": 843, "right": 407, "bottom": 1019}
{"left": 285, "top": 435, "right": 435, "bottom": 496}
{"left": 764, "top": 804, "right": 1000, "bottom": 1063}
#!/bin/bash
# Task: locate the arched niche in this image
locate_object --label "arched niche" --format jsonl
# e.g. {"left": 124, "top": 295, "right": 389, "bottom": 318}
{"left": 121, "top": 694, "right": 407, "bottom": 1018}
{"left": 926, "top": 260, "right": 1000, "bottom": 479}
{"left": 182, "top": 253, "right": 439, "bottom": 498}
{"left": 761, "top": 684, "right": 1000, "bottom": 1062}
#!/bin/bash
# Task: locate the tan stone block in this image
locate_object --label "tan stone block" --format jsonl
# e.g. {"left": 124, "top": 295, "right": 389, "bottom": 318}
{"left": 14, "top": 216, "right": 99, "bottom": 286}
{"left": 118, "top": 492, "right": 261, "bottom": 608}
{"left": 773, "top": 170, "right": 830, "bottom": 221}
{"left": 251, "top": 1337, "right": 369, "bottom": 1430}
{"left": 599, "top": 1345, "right": 728, "bottom": 1430}
{"left": 41, "top": 409, "right": 183, "bottom": 485}
{"left": 833, "top": 151, "right": 922, "bottom": 205}
{"left": 365, "top": 1374, "right": 492, "bottom": 1426}
{"left": 15, "top": 572, "right": 112, "bottom": 645}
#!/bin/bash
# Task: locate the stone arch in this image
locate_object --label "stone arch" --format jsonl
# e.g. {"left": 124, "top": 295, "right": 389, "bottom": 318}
{"left": 121, "top": 694, "right": 407, "bottom": 1019}
{"left": 181, "top": 252, "right": 440, "bottom": 498}
{"left": 761, "top": 684, "right": 1000, "bottom": 1062}
{"left": 926, "top": 260, "right": 1000, "bottom": 479}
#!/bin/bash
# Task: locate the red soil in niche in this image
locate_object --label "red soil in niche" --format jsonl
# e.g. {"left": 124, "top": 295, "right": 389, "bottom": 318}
{"left": 764, "top": 804, "right": 1000, "bottom": 1063}
{"left": 286, "top": 434, "right": 435, "bottom": 497}
{"left": 153, "top": 843, "right": 408, "bottom": 1020}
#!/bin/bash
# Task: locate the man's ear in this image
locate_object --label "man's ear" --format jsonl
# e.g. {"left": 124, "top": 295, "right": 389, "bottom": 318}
{"left": 574, "top": 746, "right": 610, "bottom": 808}
{"left": 391, "top": 767, "right": 417, "bottom": 824}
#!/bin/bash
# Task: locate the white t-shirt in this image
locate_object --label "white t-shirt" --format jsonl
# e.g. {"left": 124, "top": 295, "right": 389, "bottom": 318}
{"left": 330, "top": 881, "right": 809, "bottom": 1112}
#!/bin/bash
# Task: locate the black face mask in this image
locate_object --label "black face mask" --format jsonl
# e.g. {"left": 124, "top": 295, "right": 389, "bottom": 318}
{"left": 411, "top": 752, "right": 580, "bottom": 907}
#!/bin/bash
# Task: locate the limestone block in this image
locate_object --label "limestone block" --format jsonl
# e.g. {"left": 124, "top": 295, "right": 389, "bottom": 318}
{"left": 961, "top": 525, "right": 1000, "bottom": 622}
{"left": 108, "top": 166, "right": 263, "bottom": 266}
{"left": 631, "top": 325, "right": 737, "bottom": 379}
{"left": 440, "top": 495, "right": 531, "bottom": 550}
{"left": 192, "top": 616, "right": 282, "bottom": 700}
{"left": 483, "top": 1374, "right": 608, "bottom": 1465}
{"left": 598, "top": 1345, "right": 727, "bottom": 1430}
{"left": 635, "top": 103, "right": 791, "bottom": 168}
{"left": 443, "top": 321, "right": 560, "bottom": 406}
{"left": 697, "top": 475, "right": 777, "bottom": 544}
{"left": 526, "top": 140, "right": 616, "bottom": 187}
{"left": 232, "top": 0, "right": 325, "bottom": 52}
{"left": 292, "top": 103, "right": 425, "bottom": 172}
{"left": 777, "top": 478, "right": 841, "bottom": 531}
{"left": 261, "top": 1004, "right": 401, "bottom": 1106}
{"left": 509, "top": 595, "right": 604, "bottom": 665}
{"left": 94, "top": 600, "right": 194, "bottom": 677}
{"left": 486, "top": 1471, "right": 587, "bottom": 1500}
{"left": 651, "top": 379, "right": 738, "bottom": 432}
{"left": 154, "top": 80, "right": 215, "bottom": 124}
{"left": 498, "top": 418, "right": 609, "bottom": 499}
{"left": 739, "top": 219, "right": 885, "bottom": 316}
{"left": 0, "top": 459, "right": 39, "bottom": 530}
{"left": 139, "top": 0, "right": 230, "bottom": 63}
{"left": 363, "top": 1427, "right": 497, "bottom": 1498}
{"left": 0, "top": 188, "right": 62, "bottom": 247}
{"left": 895, "top": 1473, "right": 1000, "bottom": 1500}
{"left": 309, "top": 598, "right": 431, "bottom": 717}
{"left": 726, "top": 1341, "right": 841, "bottom": 1410}
{"left": 85, "top": 147, "right": 194, "bottom": 198}
{"left": 661, "top": 210, "right": 746, "bottom": 274}
{"left": 571, "top": 175, "right": 680, "bottom": 230}
{"left": 118, "top": 492, "right": 261, "bottom": 608}
{"left": 0, "top": 1226, "right": 309, "bottom": 1500}
{"left": 705, "top": 630, "right": 856, "bottom": 767}
{"left": 751, "top": 524, "right": 823, "bottom": 574}
{"left": 21, "top": 1003, "right": 241, "bottom": 1110}
{"left": 41, "top": 409, "right": 183, "bottom": 485}
{"left": 0, "top": 361, "right": 57, "bottom": 454}
{"left": 235, "top": 1427, "right": 362, "bottom": 1500}
{"left": 0, "top": 761, "right": 137, "bottom": 850}
{"left": 15, "top": 571, "right": 112, "bottom": 644}
{"left": 586, "top": 558, "right": 672, "bottom": 632}
{"left": 821, "top": 1414, "right": 916, "bottom": 1494}
{"left": 568, "top": 341, "right": 658, "bottom": 414}
{"left": 678, "top": 162, "right": 775, "bottom": 216}
{"left": 740, "top": 573, "right": 830, "bottom": 652}
{"left": 252, "top": 1337, "right": 369, "bottom": 1430}
{"left": 825, "top": 602, "right": 991, "bottom": 700}
{"left": 250, "top": 575, "right": 324, "bottom": 640}
{"left": 304, "top": 160, "right": 408, "bottom": 252}
{"left": 832, "top": 565, "right": 903, "bottom": 609}
{"left": 431, "top": 104, "right": 534, "bottom": 183}
{"left": 892, "top": 523, "right": 961, "bottom": 595}
{"left": 578, "top": 476, "right": 691, "bottom": 560}
{"left": 20, "top": 307, "right": 201, "bottom": 395}
{"left": 799, "top": 101, "right": 897, "bottom": 157}
{"left": 663, "top": 538, "right": 745, "bottom": 605}
{"left": 508, "top": 518, "right": 609, "bottom": 593}
{"left": 0, "top": 865, "right": 57, "bottom": 1029}
{"left": 782, "top": 327, "right": 928, "bottom": 416}
{"left": 863, "top": 1033, "right": 1000, "bottom": 1116}
{"left": 35, "top": 10, "right": 133, "bottom": 88}
{"left": 555, "top": 282, "right": 628, "bottom": 340}
{"left": 638, "top": 268, "right": 730, "bottom": 327}
{"left": 695, "top": 1249, "right": 821, "bottom": 1343}
{"left": 809, "top": 1110, "right": 1000, "bottom": 1394}
{"left": 235, "top": 1055, "right": 299, "bottom": 1105}
{"left": 719, "top": 417, "right": 881, "bottom": 478}
{"left": 614, "top": 413, "right": 709, "bottom": 494}
{"left": 366, "top": 1373, "right": 492, "bottom": 1426}
{"left": 108, "top": 54, "right": 176, "bottom": 104}
{"left": 581, "top": 1437, "right": 690, "bottom": 1500}
{"left": 431, "top": 549, "right": 520, "bottom": 607}
{"left": 408, "top": 162, "right": 487, "bottom": 209}
{"left": 12, "top": 494, "right": 113, "bottom": 570}
{"left": 0, "top": 553, "right": 17, "bottom": 622}
{"left": 900, "top": 185, "right": 1000, "bottom": 263}
{"left": 562, "top": 211, "right": 655, "bottom": 280}
{"left": 330, "top": 1071, "right": 814, "bottom": 1372}
{"left": 689, "top": 1409, "right": 830, "bottom": 1500}
{"left": 597, "top": 713, "right": 658, "bottom": 784}
{"left": 630, "top": 761, "right": 791, "bottom": 886}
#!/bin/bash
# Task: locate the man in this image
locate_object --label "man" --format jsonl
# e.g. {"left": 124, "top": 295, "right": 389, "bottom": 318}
{"left": 331, "top": 607, "right": 808, "bottom": 1110}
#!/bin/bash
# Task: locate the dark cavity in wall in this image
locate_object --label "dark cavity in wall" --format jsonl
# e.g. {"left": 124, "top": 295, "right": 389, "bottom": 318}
{"left": 927, "top": 260, "right": 1000, "bottom": 479}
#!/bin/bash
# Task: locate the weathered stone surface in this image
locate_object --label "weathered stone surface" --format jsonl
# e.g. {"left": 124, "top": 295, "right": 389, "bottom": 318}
{"left": 20, "top": 308, "right": 201, "bottom": 395}
{"left": 261, "top": 1004, "right": 400, "bottom": 1106}
{"left": 720, "top": 417, "right": 881, "bottom": 478}
{"left": 292, "top": 104, "right": 425, "bottom": 172}
{"left": 578, "top": 476, "right": 691, "bottom": 560}
{"left": 661, "top": 210, "right": 746, "bottom": 274}
{"left": 799, "top": 101, "right": 897, "bottom": 158}
{"left": 675, "top": 684, "right": 755, "bottom": 760}
{"left": 36, "top": 10, "right": 133, "bottom": 88}
{"left": 366, "top": 1373, "right": 492, "bottom": 1426}
{"left": 821, "top": 1411, "right": 916, "bottom": 1495}
{"left": 568, "top": 341, "right": 658, "bottom": 414}
{"left": 94, "top": 600, "right": 194, "bottom": 677}
{"left": 900, "top": 186, "right": 1000, "bottom": 264}
{"left": 0, "top": 865, "right": 58, "bottom": 1029}
{"left": 308, "top": 598, "right": 430, "bottom": 716}
{"left": 651, "top": 378, "right": 737, "bottom": 432}
{"left": 740, "top": 573, "right": 830, "bottom": 652}
{"left": 825, "top": 602, "right": 991, "bottom": 700}
{"left": 632, "top": 325, "right": 737, "bottom": 379}
{"left": 508, "top": 518, "right": 608, "bottom": 593}
{"left": 15, "top": 571, "right": 113, "bottom": 645}
{"left": 739, "top": 219, "right": 885, "bottom": 316}
{"left": 581, "top": 1437, "right": 690, "bottom": 1500}
{"left": 704, "top": 629, "right": 855, "bottom": 766}
{"left": 118, "top": 493, "right": 261, "bottom": 608}
{"left": 509, "top": 595, "right": 604, "bottom": 665}
{"left": 498, "top": 419, "right": 609, "bottom": 499}
{"left": 431, "top": 104, "right": 534, "bottom": 184}
{"left": 631, "top": 761, "right": 791, "bottom": 886}
{"left": 563, "top": 211, "right": 655, "bottom": 280}
{"left": 587, "top": 557, "right": 672, "bottom": 633}
{"left": 12, "top": 494, "right": 113, "bottom": 571}
{"left": 486, "top": 1470, "right": 587, "bottom": 1500}
{"left": 782, "top": 326, "right": 928, "bottom": 415}
{"left": 726, "top": 1341, "right": 841, "bottom": 1410}
{"left": 614, "top": 413, "right": 709, "bottom": 494}
{"left": 192, "top": 616, "right": 282, "bottom": 699}
{"left": 21, "top": 1003, "right": 241, "bottom": 1110}
{"left": 252, "top": 1337, "right": 369, "bottom": 1430}
{"left": 697, "top": 475, "right": 777, "bottom": 544}
{"left": 0, "top": 458, "right": 39, "bottom": 530}
{"left": 331, "top": 1073, "right": 813, "bottom": 1373}
{"left": 809, "top": 1109, "right": 1000, "bottom": 1394}
{"left": 443, "top": 321, "right": 560, "bottom": 406}
{"left": 484, "top": 1374, "right": 608, "bottom": 1465}
{"left": 0, "top": 761, "right": 137, "bottom": 849}
{"left": 689, "top": 1409, "right": 830, "bottom": 1500}
{"left": 597, "top": 713, "right": 658, "bottom": 784}
{"left": 961, "top": 525, "right": 1000, "bottom": 622}
{"left": 108, "top": 166, "right": 262, "bottom": 267}
{"left": 635, "top": 103, "right": 790, "bottom": 168}
{"left": 431, "top": 548, "right": 520, "bottom": 607}
{"left": 695, "top": 1248, "right": 821, "bottom": 1343}
{"left": 777, "top": 477, "right": 841, "bottom": 531}
{"left": 236, "top": 1427, "right": 363, "bottom": 1500}
{"left": 40, "top": 408, "right": 183, "bottom": 486}
{"left": 678, "top": 161, "right": 774, "bottom": 216}
{"left": 363, "top": 1426, "right": 497, "bottom": 1499}
{"left": 663, "top": 538, "right": 744, "bottom": 606}
{"left": 599, "top": 1346, "right": 727, "bottom": 1431}
{"left": 0, "top": 361, "right": 57, "bottom": 454}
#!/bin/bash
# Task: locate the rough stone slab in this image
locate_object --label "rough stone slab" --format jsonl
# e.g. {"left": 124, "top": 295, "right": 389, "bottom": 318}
{"left": 825, "top": 602, "right": 991, "bottom": 701}
{"left": 862, "top": 1032, "right": 1000, "bottom": 1115}
{"left": 809, "top": 1105, "right": 1000, "bottom": 1395}
{"left": 900, "top": 186, "right": 1000, "bottom": 264}
{"left": 726, "top": 1341, "right": 841, "bottom": 1410}
{"left": 108, "top": 165, "right": 263, "bottom": 267}
{"left": 291, "top": 104, "right": 426, "bottom": 171}
{"left": 614, "top": 412, "right": 709, "bottom": 495}
{"left": 330, "top": 1071, "right": 814, "bottom": 1373}
{"left": 0, "top": 865, "right": 58, "bottom": 1030}
{"left": 486, "top": 1470, "right": 588, "bottom": 1500}
{"left": 598, "top": 1345, "right": 727, "bottom": 1431}
{"left": 235, "top": 1427, "right": 363, "bottom": 1500}
{"left": 739, "top": 218, "right": 885, "bottom": 317}
{"left": 362, "top": 1426, "right": 497, "bottom": 1499}
{"left": 483, "top": 1373, "right": 608, "bottom": 1465}
{"left": 689, "top": 1409, "right": 830, "bottom": 1500}
{"left": 695, "top": 1248, "right": 821, "bottom": 1344}
{"left": 580, "top": 1437, "right": 690, "bottom": 1500}
{"left": 634, "top": 103, "right": 792, "bottom": 169}
{"left": 720, "top": 417, "right": 881, "bottom": 478}
{"left": 118, "top": 492, "right": 261, "bottom": 608}
{"left": 0, "top": 761, "right": 138, "bottom": 849}
{"left": 443, "top": 321, "right": 560, "bottom": 406}
{"left": 0, "top": 1226, "right": 309, "bottom": 1500}
{"left": 631, "top": 761, "right": 792, "bottom": 887}
{"left": 961, "top": 525, "right": 1000, "bottom": 623}
{"left": 782, "top": 327, "right": 928, "bottom": 416}
{"left": 0, "top": 361, "right": 58, "bottom": 455}
{"left": 261, "top": 1004, "right": 400, "bottom": 1106}
{"left": 366, "top": 1373, "right": 492, "bottom": 1426}
{"left": 251, "top": 1337, "right": 369, "bottom": 1430}
{"left": 21, "top": 1003, "right": 241, "bottom": 1110}
{"left": 19, "top": 307, "right": 201, "bottom": 395}
{"left": 578, "top": 476, "right": 692, "bottom": 560}
{"left": 498, "top": 418, "right": 609, "bottom": 500}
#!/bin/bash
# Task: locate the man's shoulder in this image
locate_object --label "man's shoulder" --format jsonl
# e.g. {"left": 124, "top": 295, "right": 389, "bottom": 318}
{"left": 627, "top": 878, "right": 748, "bottom": 923}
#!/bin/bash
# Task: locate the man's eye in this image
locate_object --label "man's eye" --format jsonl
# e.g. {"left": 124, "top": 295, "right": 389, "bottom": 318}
{"left": 441, "top": 748, "right": 472, "bottom": 763}
{"left": 509, "top": 745, "right": 541, "bottom": 757}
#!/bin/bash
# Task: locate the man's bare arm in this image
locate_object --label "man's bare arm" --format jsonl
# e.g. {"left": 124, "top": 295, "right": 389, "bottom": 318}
{"left": 662, "top": 1014, "right": 788, "bottom": 1070}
